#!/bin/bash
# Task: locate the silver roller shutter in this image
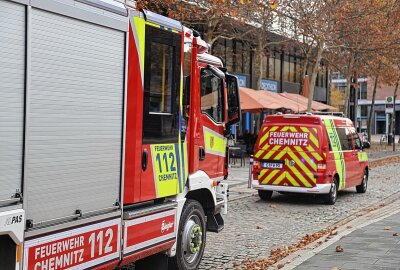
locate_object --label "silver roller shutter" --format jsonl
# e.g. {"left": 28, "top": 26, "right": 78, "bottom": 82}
{"left": 0, "top": 0, "right": 25, "bottom": 202}
{"left": 25, "top": 8, "right": 125, "bottom": 223}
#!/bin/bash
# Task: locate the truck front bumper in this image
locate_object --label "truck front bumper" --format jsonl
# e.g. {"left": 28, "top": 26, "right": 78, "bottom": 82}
{"left": 252, "top": 180, "right": 332, "bottom": 194}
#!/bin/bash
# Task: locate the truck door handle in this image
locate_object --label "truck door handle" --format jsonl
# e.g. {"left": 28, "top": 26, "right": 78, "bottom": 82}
{"left": 199, "top": 147, "right": 205, "bottom": 161}
{"left": 142, "top": 149, "right": 148, "bottom": 171}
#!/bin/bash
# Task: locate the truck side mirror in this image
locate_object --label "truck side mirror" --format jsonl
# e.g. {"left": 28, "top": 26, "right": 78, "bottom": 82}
{"left": 362, "top": 141, "right": 371, "bottom": 149}
{"left": 225, "top": 74, "right": 241, "bottom": 127}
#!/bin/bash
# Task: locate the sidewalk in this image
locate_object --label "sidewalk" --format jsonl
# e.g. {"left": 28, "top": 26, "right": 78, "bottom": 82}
{"left": 292, "top": 211, "right": 400, "bottom": 270}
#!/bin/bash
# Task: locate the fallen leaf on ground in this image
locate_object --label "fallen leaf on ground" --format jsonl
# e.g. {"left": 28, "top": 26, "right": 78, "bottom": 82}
{"left": 346, "top": 226, "right": 352, "bottom": 229}
{"left": 331, "top": 267, "right": 342, "bottom": 270}
{"left": 270, "top": 204, "right": 277, "bottom": 209}
{"left": 335, "top": 245, "right": 344, "bottom": 252}
{"left": 393, "top": 233, "right": 399, "bottom": 236}
{"left": 330, "top": 231, "right": 338, "bottom": 235}
{"left": 277, "top": 264, "right": 284, "bottom": 269}
{"left": 384, "top": 226, "right": 391, "bottom": 230}
{"left": 256, "top": 225, "right": 263, "bottom": 229}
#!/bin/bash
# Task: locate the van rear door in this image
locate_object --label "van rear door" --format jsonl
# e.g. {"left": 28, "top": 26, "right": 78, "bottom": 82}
{"left": 255, "top": 124, "right": 324, "bottom": 188}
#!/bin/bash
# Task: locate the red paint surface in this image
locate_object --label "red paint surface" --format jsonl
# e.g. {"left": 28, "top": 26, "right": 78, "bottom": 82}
{"left": 25, "top": 225, "right": 119, "bottom": 270}
{"left": 124, "top": 22, "right": 144, "bottom": 204}
{"left": 126, "top": 214, "right": 175, "bottom": 248}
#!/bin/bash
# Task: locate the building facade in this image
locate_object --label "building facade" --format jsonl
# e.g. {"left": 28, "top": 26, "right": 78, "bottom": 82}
{"left": 332, "top": 74, "right": 399, "bottom": 135}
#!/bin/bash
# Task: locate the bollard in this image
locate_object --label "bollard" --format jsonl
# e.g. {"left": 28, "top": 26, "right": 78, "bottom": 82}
{"left": 248, "top": 155, "right": 253, "bottom": 188}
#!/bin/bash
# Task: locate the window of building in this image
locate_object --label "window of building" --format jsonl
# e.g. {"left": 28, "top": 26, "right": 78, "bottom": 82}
{"left": 289, "top": 55, "right": 296, "bottom": 82}
{"left": 274, "top": 54, "right": 281, "bottom": 81}
{"left": 361, "top": 106, "right": 368, "bottom": 117}
{"left": 283, "top": 55, "right": 290, "bottom": 82}
{"left": 295, "top": 58, "right": 301, "bottom": 83}
{"left": 243, "top": 49, "right": 251, "bottom": 76}
{"left": 143, "top": 26, "right": 181, "bottom": 144}
{"left": 225, "top": 40, "right": 233, "bottom": 71}
{"left": 268, "top": 56, "right": 275, "bottom": 80}
{"left": 200, "top": 68, "right": 224, "bottom": 123}
{"left": 235, "top": 41, "right": 243, "bottom": 74}
{"left": 360, "top": 81, "right": 367, "bottom": 99}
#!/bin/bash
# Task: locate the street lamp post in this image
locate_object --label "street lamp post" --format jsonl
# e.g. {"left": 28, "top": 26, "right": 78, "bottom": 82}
{"left": 393, "top": 95, "right": 396, "bottom": 152}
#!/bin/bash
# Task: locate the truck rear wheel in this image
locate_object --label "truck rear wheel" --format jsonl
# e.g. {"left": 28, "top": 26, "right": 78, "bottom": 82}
{"left": 258, "top": 190, "right": 273, "bottom": 201}
{"left": 322, "top": 177, "right": 338, "bottom": 205}
{"left": 169, "top": 199, "right": 206, "bottom": 270}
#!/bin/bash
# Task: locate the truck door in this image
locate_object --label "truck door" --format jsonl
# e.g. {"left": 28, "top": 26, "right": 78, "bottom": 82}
{"left": 140, "top": 25, "right": 184, "bottom": 201}
{"left": 198, "top": 67, "right": 227, "bottom": 179}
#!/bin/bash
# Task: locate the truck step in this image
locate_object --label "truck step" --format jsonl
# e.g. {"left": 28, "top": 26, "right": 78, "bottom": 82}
{"left": 207, "top": 213, "right": 224, "bottom": 233}
{"left": 123, "top": 201, "right": 178, "bottom": 220}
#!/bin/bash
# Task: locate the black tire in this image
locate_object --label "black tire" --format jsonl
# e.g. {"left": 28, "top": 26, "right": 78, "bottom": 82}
{"left": 356, "top": 169, "right": 368, "bottom": 193}
{"left": 258, "top": 190, "right": 273, "bottom": 201}
{"left": 168, "top": 199, "right": 206, "bottom": 270}
{"left": 322, "top": 177, "right": 339, "bottom": 205}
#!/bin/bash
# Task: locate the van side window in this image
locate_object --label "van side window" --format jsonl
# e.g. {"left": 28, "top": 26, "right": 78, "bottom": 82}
{"left": 336, "top": 128, "right": 353, "bottom": 151}
{"left": 352, "top": 130, "right": 362, "bottom": 150}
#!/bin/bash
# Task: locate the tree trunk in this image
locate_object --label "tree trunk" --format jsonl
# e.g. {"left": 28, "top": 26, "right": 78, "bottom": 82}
{"left": 307, "top": 43, "right": 324, "bottom": 112}
{"left": 299, "top": 56, "right": 309, "bottom": 95}
{"left": 367, "top": 75, "right": 379, "bottom": 140}
{"left": 256, "top": 42, "right": 264, "bottom": 90}
{"left": 343, "top": 56, "right": 355, "bottom": 117}
{"left": 205, "top": 19, "right": 217, "bottom": 45}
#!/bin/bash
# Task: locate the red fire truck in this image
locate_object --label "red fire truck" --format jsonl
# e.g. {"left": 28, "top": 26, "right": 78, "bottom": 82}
{"left": 0, "top": 0, "right": 240, "bottom": 269}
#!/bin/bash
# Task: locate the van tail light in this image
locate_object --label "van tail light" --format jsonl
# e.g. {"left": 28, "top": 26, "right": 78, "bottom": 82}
{"left": 253, "top": 161, "right": 260, "bottom": 170}
{"left": 317, "top": 163, "right": 326, "bottom": 172}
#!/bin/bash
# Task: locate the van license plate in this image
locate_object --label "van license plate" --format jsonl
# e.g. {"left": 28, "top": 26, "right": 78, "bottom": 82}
{"left": 262, "top": 162, "right": 283, "bottom": 169}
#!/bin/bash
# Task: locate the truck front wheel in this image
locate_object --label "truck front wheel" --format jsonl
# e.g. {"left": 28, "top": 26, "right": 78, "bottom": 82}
{"left": 169, "top": 199, "right": 206, "bottom": 270}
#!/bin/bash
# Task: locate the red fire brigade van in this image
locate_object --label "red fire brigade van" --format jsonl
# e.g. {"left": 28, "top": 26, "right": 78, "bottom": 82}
{"left": 252, "top": 113, "right": 370, "bottom": 205}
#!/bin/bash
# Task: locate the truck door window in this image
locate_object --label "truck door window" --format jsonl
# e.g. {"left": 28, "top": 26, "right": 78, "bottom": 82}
{"left": 200, "top": 69, "right": 224, "bottom": 123}
{"left": 143, "top": 26, "right": 181, "bottom": 144}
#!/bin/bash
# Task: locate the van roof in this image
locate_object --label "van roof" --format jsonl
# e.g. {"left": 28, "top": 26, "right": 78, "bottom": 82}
{"left": 264, "top": 114, "right": 354, "bottom": 127}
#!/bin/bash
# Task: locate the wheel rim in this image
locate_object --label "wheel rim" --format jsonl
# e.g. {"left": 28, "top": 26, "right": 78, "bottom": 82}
{"left": 363, "top": 174, "right": 368, "bottom": 190}
{"left": 182, "top": 214, "right": 203, "bottom": 264}
{"left": 331, "top": 182, "right": 337, "bottom": 201}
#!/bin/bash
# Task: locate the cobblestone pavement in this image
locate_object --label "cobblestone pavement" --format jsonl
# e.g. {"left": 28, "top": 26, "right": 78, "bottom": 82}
{"left": 200, "top": 159, "right": 400, "bottom": 270}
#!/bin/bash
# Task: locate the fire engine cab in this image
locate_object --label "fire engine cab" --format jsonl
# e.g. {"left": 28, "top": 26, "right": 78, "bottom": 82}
{"left": 0, "top": 0, "right": 240, "bottom": 269}
{"left": 252, "top": 113, "right": 369, "bottom": 205}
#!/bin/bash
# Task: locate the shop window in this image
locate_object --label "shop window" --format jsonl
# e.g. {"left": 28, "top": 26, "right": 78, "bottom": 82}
{"left": 283, "top": 56, "right": 290, "bottom": 82}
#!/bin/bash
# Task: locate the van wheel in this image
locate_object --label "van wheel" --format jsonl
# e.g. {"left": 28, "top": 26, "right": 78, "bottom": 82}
{"left": 322, "top": 177, "right": 338, "bottom": 205}
{"left": 168, "top": 199, "right": 206, "bottom": 270}
{"left": 356, "top": 170, "right": 368, "bottom": 193}
{"left": 258, "top": 190, "right": 273, "bottom": 201}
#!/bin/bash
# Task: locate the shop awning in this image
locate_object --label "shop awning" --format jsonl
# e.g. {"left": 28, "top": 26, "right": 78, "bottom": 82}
{"left": 240, "top": 88, "right": 283, "bottom": 112}
{"left": 279, "top": 92, "right": 337, "bottom": 111}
